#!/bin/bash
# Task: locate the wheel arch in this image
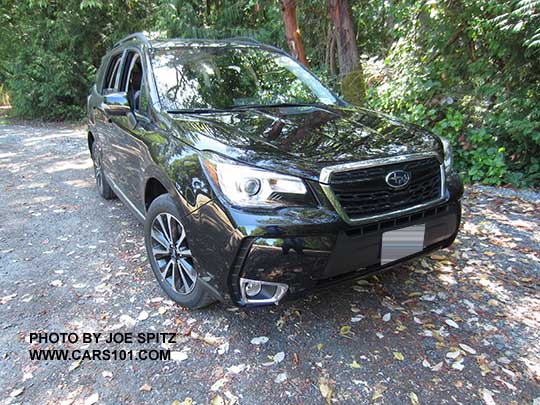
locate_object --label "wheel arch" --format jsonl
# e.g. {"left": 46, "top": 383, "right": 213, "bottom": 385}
{"left": 144, "top": 177, "right": 169, "bottom": 212}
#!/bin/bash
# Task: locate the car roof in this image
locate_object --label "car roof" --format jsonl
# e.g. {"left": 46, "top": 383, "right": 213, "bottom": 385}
{"left": 111, "top": 33, "right": 285, "bottom": 55}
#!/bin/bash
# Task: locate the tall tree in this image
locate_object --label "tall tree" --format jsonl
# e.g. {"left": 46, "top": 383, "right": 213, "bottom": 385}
{"left": 327, "top": 0, "right": 365, "bottom": 104}
{"left": 280, "top": 0, "right": 309, "bottom": 67}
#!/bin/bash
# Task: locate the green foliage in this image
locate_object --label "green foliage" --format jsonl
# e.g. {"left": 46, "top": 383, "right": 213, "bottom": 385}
{"left": 0, "top": 83, "right": 9, "bottom": 106}
{"left": 0, "top": 0, "right": 154, "bottom": 120}
{"left": 365, "top": 0, "right": 540, "bottom": 188}
{"left": 0, "top": 0, "right": 538, "bottom": 187}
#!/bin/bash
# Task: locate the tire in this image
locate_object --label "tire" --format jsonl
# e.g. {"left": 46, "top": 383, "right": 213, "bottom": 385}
{"left": 92, "top": 142, "right": 115, "bottom": 200}
{"left": 144, "top": 194, "right": 215, "bottom": 309}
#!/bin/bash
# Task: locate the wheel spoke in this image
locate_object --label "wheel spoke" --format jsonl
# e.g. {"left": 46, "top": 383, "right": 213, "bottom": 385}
{"left": 152, "top": 246, "right": 170, "bottom": 257}
{"left": 172, "top": 260, "right": 179, "bottom": 291}
{"left": 179, "top": 258, "right": 197, "bottom": 283}
{"left": 178, "top": 263, "right": 191, "bottom": 293}
{"left": 151, "top": 229, "right": 169, "bottom": 249}
{"left": 156, "top": 215, "right": 172, "bottom": 244}
{"left": 176, "top": 227, "right": 186, "bottom": 249}
{"left": 151, "top": 212, "right": 196, "bottom": 295}
{"left": 162, "top": 259, "right": 174, "bottom": 279}
{"left": 178, "top": 248, "right": 191, "bottom": 257}
{"left": 166, "top": 214, "right": 177, "bottom": 243}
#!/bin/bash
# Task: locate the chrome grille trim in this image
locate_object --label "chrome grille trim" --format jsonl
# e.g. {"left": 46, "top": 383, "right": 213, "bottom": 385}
{"left": 319, "top": 152, "right": 448, "bottom": 225}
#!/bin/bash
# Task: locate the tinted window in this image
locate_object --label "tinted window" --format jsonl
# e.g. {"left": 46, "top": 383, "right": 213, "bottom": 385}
{"left": 151, "top": 46, "right": 338, "bottom": 110}
{"left": 121, "top": 51, "right": 145, "bottom": 113}
{"left": 102, "top": 54, "right": 122, "bottom": 94}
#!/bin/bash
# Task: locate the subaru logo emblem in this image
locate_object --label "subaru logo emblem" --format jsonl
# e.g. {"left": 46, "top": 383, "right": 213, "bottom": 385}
{"left": 385, "top": 170, "right": 410, "bottom": 189}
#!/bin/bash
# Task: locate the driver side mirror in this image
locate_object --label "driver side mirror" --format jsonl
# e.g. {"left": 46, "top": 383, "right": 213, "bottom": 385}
{"left": 102, "top": 92, "right": 131, "bottom": 116}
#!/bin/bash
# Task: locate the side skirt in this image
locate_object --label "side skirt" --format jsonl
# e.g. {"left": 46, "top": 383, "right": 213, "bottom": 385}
{"left": 106, "top": 175, "right": 146, "bottom": 223}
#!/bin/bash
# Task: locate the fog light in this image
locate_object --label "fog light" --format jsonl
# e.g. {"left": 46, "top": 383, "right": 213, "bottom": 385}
{"left": 244, "top": 280, "right": 262, "bottom": 297}
{"left": 239, "top": 278, "right": 288, "bottom": 305}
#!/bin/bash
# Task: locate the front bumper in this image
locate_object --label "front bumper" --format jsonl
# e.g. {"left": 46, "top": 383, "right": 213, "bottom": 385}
{"left": 234, "top": 201, "right": 460, "bottom": 305}
{"left": 185, "top": 170, "right": 463, "bottom": 306}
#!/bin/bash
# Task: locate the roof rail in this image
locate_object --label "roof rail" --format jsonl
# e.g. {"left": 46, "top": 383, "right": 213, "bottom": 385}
{"left": 113, "top": 32, "right": 151, "bottom": 49}
{"left": 227, "top": 36, "right": 263, "bottom": 45}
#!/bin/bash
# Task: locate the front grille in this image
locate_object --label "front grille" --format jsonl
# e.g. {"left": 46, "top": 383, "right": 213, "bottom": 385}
{"left": 328, "top": 157, "right": 442, "bottom": 219}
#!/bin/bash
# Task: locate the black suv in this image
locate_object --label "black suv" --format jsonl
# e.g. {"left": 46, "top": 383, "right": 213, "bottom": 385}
{"left": 87, "top": 33, "right": 463, "bottom": 308}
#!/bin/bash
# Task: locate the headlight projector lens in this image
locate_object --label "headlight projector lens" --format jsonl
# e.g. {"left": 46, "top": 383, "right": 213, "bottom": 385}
{"left": 243, "top": 178, "right": 261, "bottom": 196}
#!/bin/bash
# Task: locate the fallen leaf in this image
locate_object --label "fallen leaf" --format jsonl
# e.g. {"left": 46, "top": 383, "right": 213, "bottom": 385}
{"left": 481, "top": 388, "right": 496, "bottom": 405}
{"left": 409, "top": 392, "right": 419, "bottom": 405}
{"left": 139, "top": 384, "right": 152, "bottom": 392}
{"left": 210, "top": 377, "right": 228, "bottom": 392}
{"left": 51, "top": 279, "right": 63, "bottom": 287}
{"left": 84, "top": 393, "right": 99, "bottom": 405}
{"left": 351, "top": 315, "right": 364, "bottom": 322}
{"left": 372, "top": 383, "right": 387, "bottom": 400}
{"left": 250, "top": 336, "right": 269, "bottom": 345}
{"left": 446, "top": 350, "right": 461, "bottom": 359}
{"left": 382, "top": 313, "right": 391, "bottom": 322}
{"left": 292, "top": 352, "right": 300, "bottom": 367}
{"left": 137, "top": 311, "right": 149, "bottom": 321}
{"left": 10, "top": 388, "right": 24, "bottom": 398}
{"left": 217, "top": 342, "right": 229, "bottom": 355}
{"left": 211, "top": 395, "right": 225, "bottom": 405}
{"left": 171, "top": 399, "right": 193, "bottom": 405}
{"left": 170, "top": 351, "right": 188, "bottom": 362}
{"left": 459, "top": 343, "right": 477, "bottom": 354}
{"left": 452, "top": 359, "right": 465, "bottom": 371}
{"left": 445, "top": 319, "right": 460, "bottom": 329}
{"left": 275, "top": 372, "right": 287, "bottom": 383}
{"left": 158, "top": 306, "right": 167, "bottom": 315}
{"left": 274, "top": 351, "right": 285, "bottom": 363}
{"left": 319, "top": 381, "right": 332, "bottom": 405}
{"left": 202, "top": 334, "right": 223, "bottom": 346}
{"left": 393, "top": 352, "right": 405, "bottom": 361}
{"left": 340, "top": 325, "right": 352, "bottom": 335}
{"left": 226, "top": 364, "right": 247, "bottom": 375}
{"left": 1, "top": 293, "right": 17, "bottom": 305}
{"left": 69, "top": 360, "right": 81, "bottom": 371}
{"left": 119, "top": 314, "right": 137, "bottom": 328}
{"left": 349, "top": 360, "right": 361, "bottom": 369}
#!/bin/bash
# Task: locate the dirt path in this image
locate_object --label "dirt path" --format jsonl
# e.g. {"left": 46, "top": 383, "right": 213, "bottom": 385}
{"left": 0, "top": 122, "right": 539, "bottom": 404}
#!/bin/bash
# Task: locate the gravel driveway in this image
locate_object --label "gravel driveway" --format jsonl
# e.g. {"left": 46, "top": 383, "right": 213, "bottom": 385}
{"left": 0, "top": 122, "right": 539, "bottom": 404}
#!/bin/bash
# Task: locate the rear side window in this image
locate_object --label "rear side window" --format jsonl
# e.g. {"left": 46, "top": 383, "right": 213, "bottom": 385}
{"left": 102, "top": 54, "right": 122, "bottom": 94}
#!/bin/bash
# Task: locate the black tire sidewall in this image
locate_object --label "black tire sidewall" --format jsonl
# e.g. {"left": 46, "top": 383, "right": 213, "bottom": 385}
{"left": 91, "top": 142, "right": 114, "bottom": 199}
{"left": 144, "top": 194, "right": 210, "bottom": 308}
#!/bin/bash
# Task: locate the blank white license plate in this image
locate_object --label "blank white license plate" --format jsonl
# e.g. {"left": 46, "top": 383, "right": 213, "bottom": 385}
{"left": 381, "top": 224, "right": 425, "bottom": 265}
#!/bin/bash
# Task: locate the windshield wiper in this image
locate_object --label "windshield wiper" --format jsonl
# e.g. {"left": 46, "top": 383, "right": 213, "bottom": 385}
{"left": 167, "top": 108, "right": 233, "bottom": 114}
{"left": 228, "top": 102, "right": 324, "bottom": 110}
{"left": 167, "top": 103, "right": 331, "bottom": 114}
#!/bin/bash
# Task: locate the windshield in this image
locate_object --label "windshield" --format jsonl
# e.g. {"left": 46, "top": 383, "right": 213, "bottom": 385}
{"left": 151, "top": 45, "right": 339, "bottom": 111}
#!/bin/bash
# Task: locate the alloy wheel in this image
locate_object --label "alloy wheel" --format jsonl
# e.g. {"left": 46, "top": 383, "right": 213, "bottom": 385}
{"left": 93, "top": 149, "right": 104, "bottom": 192}
{"left": 150, "top": 213, "right": 197, "bottom": 294}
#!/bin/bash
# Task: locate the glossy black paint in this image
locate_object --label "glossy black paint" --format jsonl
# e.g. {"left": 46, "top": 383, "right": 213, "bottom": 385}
{"left": 87, "top": 36, "right": 463, "bottom": 306}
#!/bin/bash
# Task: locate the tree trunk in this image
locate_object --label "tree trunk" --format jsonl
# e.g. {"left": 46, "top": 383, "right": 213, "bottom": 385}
{"left": 327, "top": 0, "right": 358, "bottom": 76}
{"left": 327, "top": 0, "right": 365, "bottom": 104}
{"left": 280, "top": 0, "right": 309, "bottom": 67}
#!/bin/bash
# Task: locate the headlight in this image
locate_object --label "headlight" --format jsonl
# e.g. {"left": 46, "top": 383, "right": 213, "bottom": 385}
{"left": 200, "top": 152, "right": 313, "bottom": 208}
{"left": 441, "top": 137, "right": 453, "bottom": 171}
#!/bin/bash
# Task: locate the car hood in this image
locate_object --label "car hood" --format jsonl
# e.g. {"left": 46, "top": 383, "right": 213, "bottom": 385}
{"left": 169, "top": 105, "right": 442, "bottom": 182}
